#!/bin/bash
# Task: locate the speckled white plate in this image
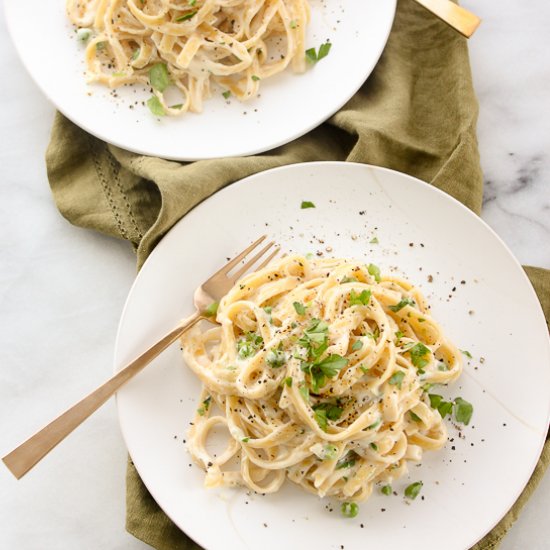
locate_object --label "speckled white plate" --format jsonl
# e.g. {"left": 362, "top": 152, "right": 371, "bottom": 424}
{"left": 114, "top": 162, "right": 550, "bottom": 550}
{"left": 4, "top": 1, "right": 396, "bottom": 160}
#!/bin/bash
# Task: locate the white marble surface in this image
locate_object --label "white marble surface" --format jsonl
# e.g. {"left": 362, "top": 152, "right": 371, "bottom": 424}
{"left": 0, "top": 1, "right": 548, "bottom": 549}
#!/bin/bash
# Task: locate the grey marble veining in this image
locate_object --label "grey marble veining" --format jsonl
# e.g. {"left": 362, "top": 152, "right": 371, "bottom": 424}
{"left": 1, "top": 1, "right": 549, "bottom": 549}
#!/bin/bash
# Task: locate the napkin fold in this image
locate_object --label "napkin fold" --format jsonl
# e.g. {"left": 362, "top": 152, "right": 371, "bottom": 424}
{"left": 45, "top": 0, "right": 549, "bottom": 548}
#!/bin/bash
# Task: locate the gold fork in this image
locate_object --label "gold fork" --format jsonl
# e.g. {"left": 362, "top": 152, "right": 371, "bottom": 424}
{"left": 414, "top": 0, "right": 481, "bottom": 38}
{"left": 2, "top": 235, "right": 279, "bottom": 479}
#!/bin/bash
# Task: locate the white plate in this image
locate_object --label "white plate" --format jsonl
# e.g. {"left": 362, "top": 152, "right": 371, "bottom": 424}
{"left": 114, "top": 162, "right": 550, "bottom": 550}
{"left": 4, "top": 1, "right": 396, "bottom": 160}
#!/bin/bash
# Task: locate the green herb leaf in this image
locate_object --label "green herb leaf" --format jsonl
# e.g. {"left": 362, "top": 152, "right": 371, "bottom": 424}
{"left": 176, "top": 10, "right": 197, "bottom": 21}
{"left": 341, "top": 502, "right": 359, "bottom": 518}
{"left": 389, "top": 298, "right": 414, "bottom": 312}
{"left": 410, "top": 411, "right": 422, "bottom": 422}
{"left": 313, "top": 402, "right": 343, "bottom": 423}
{"left": 131, "top": 47, "right": 140, "bottom": 61}
{"left": 438, "top": 401, "right": 453, "bottom": 418}
{"left": 314, "top": 408, "right": 328, "bottom": 431}
{"left": 369, "top": 237, "right": 379, "bottom": 244}
{"left": 237, "top": 332, "right": 264, "bottom": 358}
{"left": 305, "top": 48, "right": 318, "bottom": 63}
{"left": 283, "top": 376, "right": 292, "bottom": 387}
{"left": 315, "top": 354, "right": 348, "bottom": 378}
{"left": 222, "top": 90, "right": 231, "bottom": 99}
{"left": 266, "top": 348, "right": 287, "bottom": 368}
{"left": 263, "top": 306, "right": 273, "bottom": 314}
{"left": 299, "top": 384, "right": 310, "bottom": 403}
{"left": 369, "top": 442, "right": 378, "bottom": 451}
{"left": 188, "top": 0, "right": 197, "bottom": 5}
{"left": 388, "top": 371, "right": 405, "bottom": 389}
{"left": 454, "top": 397, "right": 473, "bottom": 425}
{"left": 301, "top": 200, "right": 316, "bottom": 209}
{"left": 460, "top": 349, "right": 473, "bottom": 359}
{"left": 147, "top": 96, "right": 165, "bottom": 117}
{"left": 349, "top": 289, "right": 372, "bottom": 307}
{"left": 204, "top": 301, "right": 219, "bottom": 317}
{"left": 317, "top": 42, "right": 332, "bottom": 60}
{"left": 293, "top": 301, "right": 307, "bottom": 315}
{"left": 367, "top": 263, "right": 381, "bottom": 283}
{"left": 408, "top": 343, "right": 431, "bottom": 369}
{"left": 367, "top": 418, "right": 381, "bottom": 430}
{"left": 351, "top": 340, "right": 363, "bottom": 351}
{"left": 404, "top": 481, "right": 423, "bottom": 500}
{"left": 241, "top": 437, "right": 249, "bottom": 443}
{"left": 197, "top": 395, "right": 211, "bottom": 416}
{"left": 336, "top": 453, "right": 356, "bottom": 469}
{"left": 340, "top": 276, "right": 358, "bottom": 284}
{"left": 428, "top": 394, "right": 443, "bottom": 409}
{"left": 251, "top": 74, "right": 260, "bottom": 81}
{"left": 359, "top": 366, "right": 369, "bottom": 374}
{"left": 381, "top": 485, "right": 392, "bottom": 496}
{"left": 289, "top": 19, "right": 297, "bottom": 29}
{"left": 149, "top": 63, "right": 171, "bottom": 92}
{"left": 323, "top": 444, "right": 338, "bottom": 460}
{"left": 96, "top": 41, "right": 107, "bottom": 51}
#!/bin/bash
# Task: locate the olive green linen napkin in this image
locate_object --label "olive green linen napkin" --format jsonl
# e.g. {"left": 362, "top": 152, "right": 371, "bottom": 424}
{"left": 45, "top": 1, "right": 549, "bottom": 548}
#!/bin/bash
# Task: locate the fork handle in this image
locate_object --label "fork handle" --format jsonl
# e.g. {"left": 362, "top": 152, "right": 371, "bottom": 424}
{"left": 414, "top": 0, "right": 481, "bottom": 38}
{"left": 2, "top": 311, "right": 201, "bottom": 479}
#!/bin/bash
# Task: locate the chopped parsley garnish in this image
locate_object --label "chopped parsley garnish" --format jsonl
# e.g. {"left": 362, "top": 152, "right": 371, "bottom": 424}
{"left": 241, "top": 437, "right": 249, "bottom": 443}
{"left": 197, "top": 396, "right": 211, "bottom": 416}
{"left": 369, "top": 237, "right": 379, "bottom": 244}
{"left": 222, "top": 90, "right": 231, "bottom": 99}
{"left": 408, "top": 343, "right": 430, "bottom": 369}
{"left": 149, "top": 63, "right": 171, "bottom": 92}
{"left": 438, "top": 400, "right": 453, "bottom": 418}
{"left": 306, "top": 42, "right": 332, "bottom": 63}
{"left": 341, "top": 501, "right": 359, "bottom": 518}
{"left": 131, "top": 47, "right": 140, "bottom": 61}
{"left": 395, "top": 330, "right": 404, "bottom": 342}
{"left": 303, "top": 354, "right": 348, "bottom": 393}
{"left": 293, "top": 301, "right": 307, "bottom": 315}
{"left": 389, "top": 298, "right": 414, "bottom": 312}
{"left": 460, "top": 349, "right": 473, "bottom": 359}
{"left": 266, "top": 348, "right": 287, "bottom": 368}
{"left": 381, "top": 485, "right": 392, "bottom": 496}
{"left": 263, "top": 306, "right": 273, "bottom": 314}
{"left": 301, "top": 200, "right": 316, "bottom": 209}
{"left": 299, "top": 384, "right": 310, "bottom": 403}
{"left": 147, "top": 96, "right": 165, "bottom": 116}
{"left": 323, "top": 444, "right": 338, "bottom": 460}
{"left": 366, "top": 418, "right": 381, "bottom": 430}
{"left": 237, "top": 332, "right": 264, "bottom": 358}
{"left": 367, "top": 263, "right": 381, "bottom": 283}
{"left": 351, "top": 340, "right": 363, "bottom": 351}
{"left": 359, "top": 366, "right": 369, "bottom": 374}
{"left": 290, "top": 19, "right": 297, "bottom": 29}
{"left": 454, "top": 397, "right": 473, "bottom": 425}
{"left": 336, "top": 452, "right": 357, "bottom": 469}
{"left": 404, "top": 481, "right": 423, "bottom": 500}
{"left": 369, "top": 442, "right": 378, "bottom": 451}
{"left": 409, "top": 411, "right": 422, "bottom": 422}
{"left": 349, "top": 289, "right": 371, "bottom": 307}
{"left": 388, "top": 370, "right": 405, "bottom": 390}
{"left": 251, "top": 75, "right": 260, "bottom": 81}
{"left": 96, "top": 41, "right": 107, "bottom": 51}
{"left": 176, "top": 10, "right": 197, "bottom": 21}
{"left": 203, "top": 301, "right": 219, "bottom": 317}
{"left": 340, "top": 276, "right": 358, "bottom": 284}
{"left": 188, "top": 0, "right": 197, "bottom": 5}
{"left": 282, "top": 376, "right": 292, "bottom": 387}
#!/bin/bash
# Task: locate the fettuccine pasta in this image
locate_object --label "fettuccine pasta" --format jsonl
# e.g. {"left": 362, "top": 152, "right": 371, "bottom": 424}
{"left": 66, "top": 0, "right": 310, "bottom": 116}
{"left": 181, "top": 255, "right": 463, "bottom": 503}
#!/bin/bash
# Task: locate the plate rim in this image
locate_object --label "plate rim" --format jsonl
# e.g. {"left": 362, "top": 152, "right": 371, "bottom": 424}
{"left": 114, "top": 161, "right": 550, "bottom": 549}
{"left": 3, "top": 1, "right": 397, "bottom": 161}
